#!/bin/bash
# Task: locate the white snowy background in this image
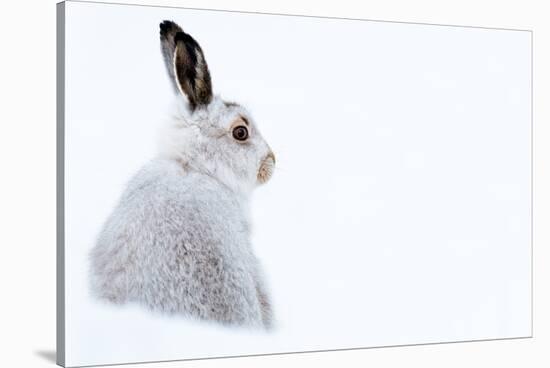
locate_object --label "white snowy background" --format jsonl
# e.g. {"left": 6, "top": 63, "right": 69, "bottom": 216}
{"left": 63, "top": 1, "right": 531, "bottom": 366}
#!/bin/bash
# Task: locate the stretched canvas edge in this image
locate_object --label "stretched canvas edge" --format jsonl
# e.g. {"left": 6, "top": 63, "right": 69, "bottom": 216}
{"left": 56, "top": 1, "right": 66, "bottom": 367}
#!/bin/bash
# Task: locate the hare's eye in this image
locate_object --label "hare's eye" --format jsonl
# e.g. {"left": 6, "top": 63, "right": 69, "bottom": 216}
{"left": 232, "top": 126, "right": 249, "bottom": 141}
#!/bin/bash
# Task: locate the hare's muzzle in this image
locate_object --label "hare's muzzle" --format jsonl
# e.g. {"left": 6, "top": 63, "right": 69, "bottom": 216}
{"left": 257, "top": 152, "right": 275, "bottom": 184}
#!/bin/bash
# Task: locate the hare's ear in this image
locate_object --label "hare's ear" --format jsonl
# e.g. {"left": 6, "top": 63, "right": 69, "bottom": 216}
{"left": 159, "top": 20, "right": 182, "bottom": 93}
{"left": 159, "top": 20, "right": 213, "bottom": 111}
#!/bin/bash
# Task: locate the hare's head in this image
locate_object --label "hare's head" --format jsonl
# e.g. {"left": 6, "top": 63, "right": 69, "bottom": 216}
{"left": 158, "top": 20, "right": 275, "bottom": 195}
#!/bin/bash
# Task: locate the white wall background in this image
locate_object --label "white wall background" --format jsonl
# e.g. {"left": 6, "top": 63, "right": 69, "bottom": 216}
{"left": 0, "top": 1, "right": 549, "bottom": 368}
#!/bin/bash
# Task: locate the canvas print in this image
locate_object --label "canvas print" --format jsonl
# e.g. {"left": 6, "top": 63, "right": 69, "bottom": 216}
{"left": 57, "top": 1, "right": 532, "bottom": 367}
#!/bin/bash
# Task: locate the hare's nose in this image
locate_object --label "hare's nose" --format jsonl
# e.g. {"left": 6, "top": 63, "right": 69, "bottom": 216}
{"left": 258, "top": 151, "right": 275, "bottom": 184}
{"left": 266, "top": 151, "right": 276, "bottom": 165}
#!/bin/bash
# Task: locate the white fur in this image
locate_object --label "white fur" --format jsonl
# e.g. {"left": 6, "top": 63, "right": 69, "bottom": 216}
{"left": 89, "top": 44, "right": 275, "bottom": 328}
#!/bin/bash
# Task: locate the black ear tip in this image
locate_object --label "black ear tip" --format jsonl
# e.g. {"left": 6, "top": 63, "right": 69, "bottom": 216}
{"left": 159, "top": 20, "right": 174, "bottom": 35}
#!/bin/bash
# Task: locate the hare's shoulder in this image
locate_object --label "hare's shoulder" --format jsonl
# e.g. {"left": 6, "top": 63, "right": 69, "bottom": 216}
{"left": 121, "top": 159, "right": 243, "bottom": 228}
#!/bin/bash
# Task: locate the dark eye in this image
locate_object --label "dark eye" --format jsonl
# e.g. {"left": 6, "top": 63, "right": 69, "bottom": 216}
{"left": 232, "top": 126, "right": 249, "bottom": 141}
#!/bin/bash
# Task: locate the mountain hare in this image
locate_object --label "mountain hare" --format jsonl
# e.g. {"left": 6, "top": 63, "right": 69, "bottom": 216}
{"left": 89, "top": 20, "right": 275, "bottom": 329}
